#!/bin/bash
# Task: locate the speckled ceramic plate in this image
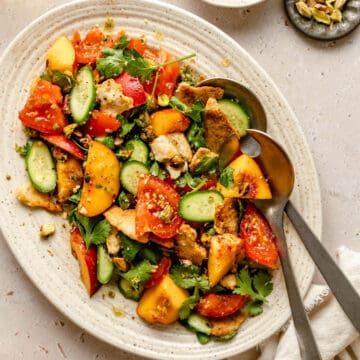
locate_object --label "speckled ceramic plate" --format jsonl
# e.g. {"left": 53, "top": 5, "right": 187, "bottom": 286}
{"left": 0, "top": 0, "right": 322, "bottom": 359}
{"left": 285, "top": 0, "right": 360, "bottom": 40}
{"left": 201, "top": 0, "right": 267, "bottom": 7}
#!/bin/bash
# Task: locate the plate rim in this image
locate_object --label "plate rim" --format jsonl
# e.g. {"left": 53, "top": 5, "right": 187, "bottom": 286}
{"left": 201, "top": 0, "right": 267, "bottom": 8}
{"left": 0, "top": 0, "right": 322, "bottom": 358}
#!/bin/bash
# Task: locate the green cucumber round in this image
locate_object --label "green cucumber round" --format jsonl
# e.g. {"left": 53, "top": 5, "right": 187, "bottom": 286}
{"left": 179, "top": 190, "right": 223, "bottom": 222}
{"left": 120, "top": 160, "right": 149, "bottom": 195}
{"left": 25, "top": 139, "right": 57, "bottom": 193}
{"left": 218, "top": 99, "right": 250, "bottom": 137}
{"left": 97, "top": 245, "right": 114, "bottom": 285}
{"left": 125, "top": 139, "right": 149, "bottom": 163}
{"left": 70, "top": 65, "right": 96, "bottom": 124}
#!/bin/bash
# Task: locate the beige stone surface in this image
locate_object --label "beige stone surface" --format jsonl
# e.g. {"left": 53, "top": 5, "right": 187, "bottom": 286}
{"left": 0, "top": 0, "right": 359, "bottom": 359}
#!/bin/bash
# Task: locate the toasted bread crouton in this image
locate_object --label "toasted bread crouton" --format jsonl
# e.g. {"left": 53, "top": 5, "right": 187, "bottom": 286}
{"left": 56, "top": 156, "right": 83, "bottom": 203}
{"left": 16, "top": 182, "right": 62, "bottom": 213}
{"left": 175, "top": 224, "right": 207, "bottom": 266}
{"left": 210, "top": 313, "right": 247, "bottom": 337}
{"left": 106, "top": 226, "right": 122, "bottom": 255}
{"left": 214, "top": 198, "right": 239, "bottom": 235}
{"left": 175, "top": 82, "right": 224, "bottom": 108}
{"left": 104, "top": 206, "right": 149, "bottom": 243}
{"left": 204, "top": 98, "right": 237, "bottom": 153}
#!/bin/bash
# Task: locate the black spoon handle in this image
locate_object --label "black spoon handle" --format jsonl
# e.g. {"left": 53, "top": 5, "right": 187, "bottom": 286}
{"left": 286, "top": 200, "right": 360, "bottom": 333}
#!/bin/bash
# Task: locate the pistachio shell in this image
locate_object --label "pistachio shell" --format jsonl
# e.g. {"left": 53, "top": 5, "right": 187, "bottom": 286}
{"left": 331, "top": 8, "right": 343, "bottom": 21}
{"left": 312, "top": 8, "right": 331, "bottom": 24}
{"left": 296, "top": 1, "right": 313, "bottom": 18}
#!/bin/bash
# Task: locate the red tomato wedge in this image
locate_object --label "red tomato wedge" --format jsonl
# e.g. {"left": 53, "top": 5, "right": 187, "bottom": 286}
{"left": 41, "top": 134, "right": 85, "bottom": 160}
{"left": 196, "top": 293, "right": 248, "bottom": 318}
{"left": 142, "top": 48, "right": 180, "bottom": 97}
{"left": 155, "top": 48, "right": 180, "bottom": 97}
{"left": 127, "top": 37, "right": 147, "bottom": 56}
{"left": 144, "top": 256, "right": 171, "bottom": 288}
{"left": 240, "top": 203, "right": 278, "bottom": 267}
{"left": 115, "top": 72, "right": 147, "bottom": 107}
{"left": 72, "top": 29, "right": 122, "bottom": 65}
{"left": 18, "top": 79, "right": 67, "bottom": 134}
{"left": 82, "top": 110, "right": 121, "bottom": 137}
{"left": 136, "top": 174, "right": 183, "bottom": 239}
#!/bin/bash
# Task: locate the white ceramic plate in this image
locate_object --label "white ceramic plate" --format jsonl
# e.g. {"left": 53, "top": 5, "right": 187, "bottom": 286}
{"left": 0, "top": 0, "right": 321, "bottom": 359}
{"left": 201, "top": 0, "right": 267, "bottom": 8}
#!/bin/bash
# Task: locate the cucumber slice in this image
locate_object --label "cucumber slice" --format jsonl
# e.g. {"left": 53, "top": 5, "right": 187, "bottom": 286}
{"left": 125, "top": 139, "right": 149, "bottom": 164}
{"left": 179, "top": 190, "right": 223, "bottom": 222}
{"left": 70, "top": 65, "right": 96, "bottom": 124}
{"left": 25, "top": 139, "right": 56, "bottom": 193}
{"left": 187, "top": 314, "right": 211, "bottom": 335}
{"left": 120, "top": 160, "right": 149, "bottom": 195}
{"left": 218, "top": 99, "right": 250, "bottom": 137}
{"left": 118, "top": 278, "right": 143, "bottom": 301}
{"left": 97, "top": 245, "right": 114, "bottom": 285}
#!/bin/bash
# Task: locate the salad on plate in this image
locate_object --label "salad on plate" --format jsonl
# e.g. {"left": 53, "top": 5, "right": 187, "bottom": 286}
{"left": 15, "top": 23, "right": 279, "bottom": 344}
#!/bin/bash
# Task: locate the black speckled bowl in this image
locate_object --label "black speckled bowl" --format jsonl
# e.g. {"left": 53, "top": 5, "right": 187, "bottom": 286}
{"left": 285, "top": 0, "right": 360, "bottom": 40}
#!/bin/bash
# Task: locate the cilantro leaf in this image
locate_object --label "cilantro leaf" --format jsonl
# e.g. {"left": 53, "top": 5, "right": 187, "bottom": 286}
{"left": 234, "top": 268, "right": 274, "bottom": 303}
{"left": 234, "top": 268, "right": 258, "bottom": 298}
{"left": 125, "top": 49, "right": 154, "bottom": 83}
{"left": 120, "top": 260, "right": 152, "bottom": 290}
{"left": 120, "top": 232, "right": 144, "bottom": 261}
{"left": 192, "top": 156, "right": 218, "bottom": 175}
{"left": 179, "top": 287, "right": 200, "bottom": 320}
{"left": 253, "top": 270, "right": 273, "bottom": 301}
{"left": 170, "top": 264, "right": 210, "bottom": 291}
{"left": 96, "top": 47, "right": 126, "bottom": 79}
{"left": 41, "top": 70, "right": 74, "bottom": 93}
{"left": 117, "top": 115, "right": 135, "bottom": 137}
{"left": 73, "top": 213, "right": 111, "bottom": 248}
{"left": 219, "top": 167, "right": 234, "bottom": 188}
{"left": 114, "top": 35, "right": 130, "bottom": 49}
{"left": 244, "top": 299, "right": 264, "bottom": 316}
{"left": 169, "top": 98, "right": 206, "bottom": 149}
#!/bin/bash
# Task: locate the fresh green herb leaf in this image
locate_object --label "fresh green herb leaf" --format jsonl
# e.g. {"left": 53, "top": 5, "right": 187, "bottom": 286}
{"left": 234, "top": 268, "right": 273, "bottom": 303}
{"left": 192, "top": 156, "right": 219, "bottom": 175}
{"left": 244, "top": 299, "right": 264, "bottom": 316}
{"left": 233, "top": 268, "right": 258, "bottom": 298}
{"left": 125, "top": 49, "right": 154, "bottom": 83}
{"left": 186, "top": 123, "right": 206, "bottom": 149}
{"left": 170, "top": 264, "right": 210, "bottom": 291}
{"left": 118, "top": 115, "right": 135, "bottom": 137}
{"left": 114, "top": 35, "right": 130, "bottom": 49}
{"left": 138, "top": 245, "right": 161, "bottom": 264}
{"left": 96, "top": 47, "right": 126, "bottom": 79}
{"left": 219, "top": 167, "right": 234, "bottom": 188}
{"left": 149, "top": 161, "right": 166, "bottom": 180}
{"left": 73, "top": 213, "right": 111, "bottom": 248}
{"left": 120, "top": 260, "right": 152, "bottom": 290}
{"left": 169, "top": 98, "right": 204, "bottom": 125}
{"left": 68, "top": 190, "right": 82, "bottom": 204}
{"left": 120, "top": 232, "right": 144, "bottom": 261}
{"left": 253, "top": 270, "right": 273, "bottom": 300}
{"left": 40, "top": 70, "right": 74, "bottom": 93}
{"left": 179, "top": 287, "right": 199, "bottom": 320}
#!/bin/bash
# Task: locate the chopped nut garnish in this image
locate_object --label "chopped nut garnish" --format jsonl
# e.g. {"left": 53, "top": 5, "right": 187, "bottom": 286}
{"left": 40, "top": 223, "right": 56, "bottom": 238}
{"left": 295, "top": 0, "right": 347, "bottom": 25}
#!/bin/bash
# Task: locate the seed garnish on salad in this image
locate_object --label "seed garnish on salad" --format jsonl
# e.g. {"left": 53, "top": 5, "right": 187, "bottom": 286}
{"left": 15, "top": 21, "right": 279, "bottom": 344}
